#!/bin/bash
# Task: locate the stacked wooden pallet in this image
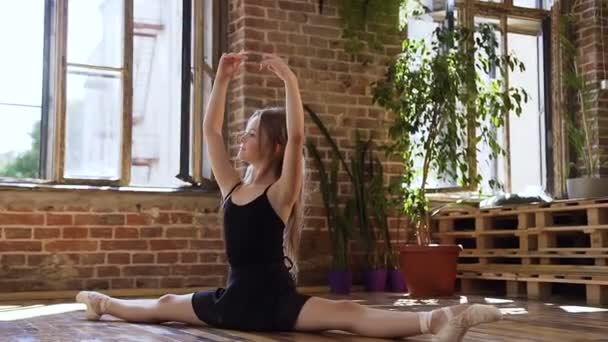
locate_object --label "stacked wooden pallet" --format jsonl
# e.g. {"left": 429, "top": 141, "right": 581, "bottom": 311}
{"left": 432, "top": 198, "right": 608, "bottom": 306}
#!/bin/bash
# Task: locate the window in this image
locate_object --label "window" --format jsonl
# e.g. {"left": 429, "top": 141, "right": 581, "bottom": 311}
{"left": 405, "top": 0, "right": 551, "bottom": 194}
{"left": 475, "top": 16, "right": 548, "bottom": 194}
{"left": 0, "top": 0, "right": 222, "bottom": 188}
{"left": 0, "top": 1, "right": 48, "bottom": 179}
{"left": 130, "top": 0, "right": 185, "bottom": 187}
{"left": 65, "top": 0, "right": 125, "bottom": 180}
{"left": 406, "top": 0, "right": 460, "bottom": 189}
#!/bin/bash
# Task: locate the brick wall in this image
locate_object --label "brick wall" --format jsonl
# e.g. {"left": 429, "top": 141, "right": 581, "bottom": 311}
{"left": 572, "top": 0, "right": 608, "bottom": 175}
{"left": 0, "top": 188, "right": 225, "bottom": 293}
{"left": 226, "top": 0, "right": 405, "bottom": 284}
{"left": 0, "top": 0, "right": 406, "bottom": 295}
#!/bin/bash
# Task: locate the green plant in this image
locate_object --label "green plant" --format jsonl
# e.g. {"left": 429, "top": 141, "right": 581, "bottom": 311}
{"left": 351, "top": 131, "right": 383, "bottom": 268}
{"left": 368, "top": 155, "right": 400, "bottom": 269}
{"left": 337, "top": 0, "right": 403, "bottom": 55}
{"left": 372, "top": 23, "right": 528, "bottom": 244}
{"left": 306, "top": 106, "right": 385, "bottom": 269}
{"left": 307, "top": 141, "right": 355, "bottom": 270}
{"left": 0, "top": 121, "right": 40, "bottom": 178}
{"left": 561, "top": 4, "right": 601, "bottom": 178}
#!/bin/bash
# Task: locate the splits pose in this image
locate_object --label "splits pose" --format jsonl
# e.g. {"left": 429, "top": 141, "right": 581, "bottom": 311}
{"left": 77, "top": 52, "right": 502, "bottom": 341}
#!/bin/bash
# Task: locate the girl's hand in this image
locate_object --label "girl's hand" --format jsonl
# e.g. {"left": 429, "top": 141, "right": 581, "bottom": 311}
{"left": 259, "top": 54, "right": 296, "bottom": 83}
{"left": 217, "top": 52, "right": 247, "bottom": 82}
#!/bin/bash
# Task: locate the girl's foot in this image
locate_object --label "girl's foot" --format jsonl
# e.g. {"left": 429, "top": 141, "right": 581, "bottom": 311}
{"left": 432, "top": 304, "right": 502, "bottom": 342}
{"left": 75, "top": 291, "right": 110, "bottom": 321}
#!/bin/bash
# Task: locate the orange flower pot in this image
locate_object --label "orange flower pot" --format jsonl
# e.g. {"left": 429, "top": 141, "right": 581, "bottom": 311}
{"left": 399, "top": 244, "right": 462, "bottom": 297}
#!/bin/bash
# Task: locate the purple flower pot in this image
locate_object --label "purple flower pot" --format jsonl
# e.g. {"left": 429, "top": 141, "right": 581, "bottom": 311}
{"left": 362, "top": 269, "right": 388, "bottom": 292}
{"left": 328, "top": 270, "right": 352, "bottom": 295}
{"left": 387, "top": 268, "right": 407, "bottom": 292}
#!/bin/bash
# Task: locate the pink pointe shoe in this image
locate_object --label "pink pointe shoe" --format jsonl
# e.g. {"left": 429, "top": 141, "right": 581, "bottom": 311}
{"left": 75, "top": 291, "right": 109, "bottom": 321}
{"left": 435, "top": 304, "right": 502, "bottom": 342}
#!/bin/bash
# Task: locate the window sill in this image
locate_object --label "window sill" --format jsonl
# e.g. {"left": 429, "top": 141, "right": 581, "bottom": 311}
{"left": 427, "top": 191, "right": 487, "bottom": 205}
{"left": 0, "top": 180, "right": 220, "bottom": 197}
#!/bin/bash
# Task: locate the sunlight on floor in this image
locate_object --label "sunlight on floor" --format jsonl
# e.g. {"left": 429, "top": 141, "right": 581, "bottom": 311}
{"left": 0, "top": 303, "right": 84, "bottom": 321}
{"left": 499, "top": 307, "right": 528, "bottom": 315}
{"left": 484, "top": 298, "right": 514, "bottom": 304}
{"left": 559, "top": 306, "right": 608, "bottom": 313}
{"left": 0, "top": 305, "right": 22, "bottom": 311}
{"left": 391, "top": 296, "right": 470, "bottom": 307}
{"left": 393, "top": 298, "right": 441, "bottom": 307}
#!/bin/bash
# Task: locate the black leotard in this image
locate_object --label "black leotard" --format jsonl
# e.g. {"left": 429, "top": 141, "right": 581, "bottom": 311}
{"left": 191, "top": 182, "right": 310, "bottom": 331}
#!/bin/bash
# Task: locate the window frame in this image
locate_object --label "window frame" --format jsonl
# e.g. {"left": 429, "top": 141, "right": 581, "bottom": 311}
{"left": 0, "top": 0, "right": 223, "bottom": 190}
{"left": 407, "top": 0, "right": 552, "bottom": 194}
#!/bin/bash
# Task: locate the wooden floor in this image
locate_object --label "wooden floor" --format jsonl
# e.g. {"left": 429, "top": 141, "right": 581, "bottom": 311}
{"left": 2, "top": 291, "right": 608, "bottom": 341}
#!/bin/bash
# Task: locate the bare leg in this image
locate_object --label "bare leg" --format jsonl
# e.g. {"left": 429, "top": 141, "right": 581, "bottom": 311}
{"left": 294, "top": 297, "right": 501, "bottom": 340}
{"left": 76, "top": 291, "right": 204, "bottom": 325}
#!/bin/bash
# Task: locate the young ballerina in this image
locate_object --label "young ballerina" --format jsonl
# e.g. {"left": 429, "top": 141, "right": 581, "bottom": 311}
{"left": 76, "top": 51, "right": 502, "bottom": 341}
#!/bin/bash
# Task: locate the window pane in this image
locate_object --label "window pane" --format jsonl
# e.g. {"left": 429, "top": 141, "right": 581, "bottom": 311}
{"left": 201, "top": 71, "right": 214, "bottom": 180}
{"left": 201, "top": 0, "right": 214, "bottom": 180}
{"left": 474, "top": 18, "right": 508, "bottom": 194}
{"left": 67, "top": 0, "right": 124, "bottom": 67}
{"left": 407, "top": 6, "right": 459, "bottom": 189}
{"left": 513, "top": 0, "right": 540, "bottom": 8}
{"left": 65, "top": 66, "right": 122, "bottom": 179}
{"left": 130, "top": 0, "right": 186, "bottom": 187}
{"left": 0, "top": 0, "right": 45, "bottom": 178}
{"left": 508, "top": 31, "right": 543, "bottom": 193}
{"left": 508, "top": 17, "right": 542, "bottom": 35}
{"left": 0, "top": 106, "right": 41, "bottom": 179}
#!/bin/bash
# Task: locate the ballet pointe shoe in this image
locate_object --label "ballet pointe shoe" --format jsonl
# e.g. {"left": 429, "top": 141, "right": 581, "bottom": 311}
{"left": 76, "top": 291, "right": 109, "bottom": 321}
{"left": 435, "top": 304, "right": 502, "bottom": 342}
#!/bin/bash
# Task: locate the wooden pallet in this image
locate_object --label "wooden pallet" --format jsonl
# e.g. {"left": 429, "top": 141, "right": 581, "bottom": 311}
{"left": 456, "top": 273, "right": 608, "bottom": 306}
{"left": 431, "top": 197, "right": 608, "bottom": 305}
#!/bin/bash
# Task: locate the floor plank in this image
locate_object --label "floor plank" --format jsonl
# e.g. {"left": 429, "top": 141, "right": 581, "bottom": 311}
{"left": 1, "top": 292, "right": 607, "bottom": 341}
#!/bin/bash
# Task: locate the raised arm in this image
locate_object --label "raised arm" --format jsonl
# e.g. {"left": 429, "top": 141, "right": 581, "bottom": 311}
{"left": 260, "top": 55, "right": 305, "bottom": 207}
{"left": 203, "top": 52, "right": 246, "bottom": 199}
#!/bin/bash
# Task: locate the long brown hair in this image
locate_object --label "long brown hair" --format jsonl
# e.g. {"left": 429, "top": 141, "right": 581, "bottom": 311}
{"left": 243, "top": 107, "right": 305, "bottom": 280}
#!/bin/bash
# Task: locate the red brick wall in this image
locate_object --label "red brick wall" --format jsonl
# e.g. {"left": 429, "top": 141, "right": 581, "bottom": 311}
{"left": 0, "top": 0, "right": 406, "bottom": 295}
{"left": 0, "top": 189, "right": 226, "bottom": 293}
{"left": 572, "top": 0, "right": 608, "bottom": 175}
{"left": 226, "top": 0, "right": 404, "bottom": 284}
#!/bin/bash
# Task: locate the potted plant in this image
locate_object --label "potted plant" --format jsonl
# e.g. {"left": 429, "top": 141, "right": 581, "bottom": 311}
{"left": 307, "top": 140, "right": 355, "bottom": 294}
{"left": 368, "top": 155, "right": 407, "bottom": 292}
{"left": 351, "top": 132, "right": 388, "bottom": 291}
{"left": 372, "top": 23, "right": 528, "bottom": 297}
{"left": 561, "top": 7, "right": 608, "bottom": 198}
{"left": 306, "top": 106, "right": 388, "bottom": 292}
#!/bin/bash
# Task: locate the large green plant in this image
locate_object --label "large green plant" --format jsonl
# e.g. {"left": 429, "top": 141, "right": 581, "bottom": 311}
{"left": 351, "top": 131, "right": 383, "bottom": 268}
{"left": 306, "top": 106, "right": 384, "bottom": 269}
{"left": 368, "top": 155, "right": 400, "bottom": 269}
{"left": 372, "top": 24, "right": 528, "bottom": 244}
{"left": 307, "top": 141, "right": 355, "bottom": 270}
{"left": 561, "top": 5, "right": 600, "bottom": 178}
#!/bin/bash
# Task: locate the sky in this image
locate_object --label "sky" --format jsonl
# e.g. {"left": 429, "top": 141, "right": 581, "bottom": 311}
{"left": 0, "top": 0, "right": 104, "bottom": 154}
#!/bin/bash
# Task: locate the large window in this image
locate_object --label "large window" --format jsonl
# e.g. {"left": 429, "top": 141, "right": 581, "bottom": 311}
{"left": 65, "top": 0, "right": 125, "bottom": 180}
{"left": 0, "top": 0, "right": 222, "bottom": 188}
{"left": 406, "top": 0, "right": 551, "bottom": 194}
{"left": 0, "top": 1, "right": 47, "bottom": 179}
